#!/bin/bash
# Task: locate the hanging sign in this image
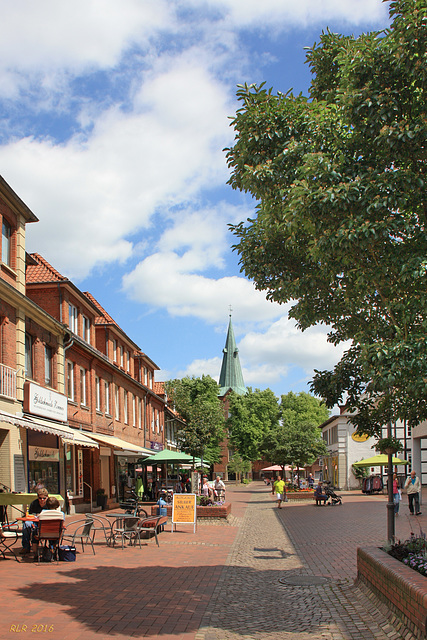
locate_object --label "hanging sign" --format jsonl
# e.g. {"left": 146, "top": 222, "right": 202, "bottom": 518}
{"left": 172, "top": 494, "right": 196, "bottom": 533}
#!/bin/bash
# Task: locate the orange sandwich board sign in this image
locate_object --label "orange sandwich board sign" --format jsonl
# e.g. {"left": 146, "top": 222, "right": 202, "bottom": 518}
{"left": 172, "top": 493, "right": 197, "bottom": 533}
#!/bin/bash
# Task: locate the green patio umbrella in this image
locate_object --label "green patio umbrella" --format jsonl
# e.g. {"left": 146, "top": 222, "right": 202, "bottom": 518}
{"left": 143, "top": 449, "right": 194, "bottom": 464}
{"left": 353, "top": 454, "right": 409, "bottom": 468}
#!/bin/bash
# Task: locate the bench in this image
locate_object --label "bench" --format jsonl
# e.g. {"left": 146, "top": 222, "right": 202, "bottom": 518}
{"left": 314, "top": 496, "right": 328, "bottom": 506}
{"left": 134, "top": 515, "right": 168, "bottom": 547}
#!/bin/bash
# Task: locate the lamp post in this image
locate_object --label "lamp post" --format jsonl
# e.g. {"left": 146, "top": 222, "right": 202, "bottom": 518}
{"left": 386, "top": 421, "right": 395, "bottom": 543}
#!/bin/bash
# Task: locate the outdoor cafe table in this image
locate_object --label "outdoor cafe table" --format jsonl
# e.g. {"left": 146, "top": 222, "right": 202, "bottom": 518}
{"left": 0, "top": 494, "right": 64, "bottom": 524}
{"left": 105, "top": 513, "right": 140, "bottom": 548}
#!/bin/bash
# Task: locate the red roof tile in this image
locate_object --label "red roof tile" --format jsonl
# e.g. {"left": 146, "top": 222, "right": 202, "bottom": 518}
{"left": 26, "top": 253, "right": 67, "bottom": 284}
{"left": 83, "top": 291, "right": 119, "bottom": 328}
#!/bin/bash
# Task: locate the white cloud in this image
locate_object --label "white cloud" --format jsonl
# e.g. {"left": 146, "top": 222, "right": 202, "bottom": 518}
{"left": 185, "top": 0, "right": 388, "bottom": 29}
{"left": 0, "top": 0, "right": 172, "bottom": 98}
{"left": 0, "top": 54, "right": 233, "bottom": 280}
{"left": 175, "top": 357, "right": 223, "bottom": 381}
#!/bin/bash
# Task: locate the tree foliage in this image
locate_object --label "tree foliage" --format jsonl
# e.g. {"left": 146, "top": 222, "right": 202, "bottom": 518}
{"left": 262, "top": 392, "right": 328, "bottom": 469}
{"left": 226, "top": 0, "right": 427, "bottom": 435}
{"left": 164, "top": 376, "right": 225, "bottom": 463}
{"left": 227, "top": 387, "right": 280, "bottom": 461}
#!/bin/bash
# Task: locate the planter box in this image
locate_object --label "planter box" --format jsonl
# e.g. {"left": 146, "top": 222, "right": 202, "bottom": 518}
{"left": 150, "top": 503, "right": 231, "bottom": 519}
{"left": 357, "top": 546, "right": 427, "bottom": 639}
{"left": 286, "top": 491, "right": 314, "bottom": 501}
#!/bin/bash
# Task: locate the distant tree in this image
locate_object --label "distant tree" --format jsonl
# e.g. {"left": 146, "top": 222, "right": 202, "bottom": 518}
{"left": 165, "top": 376, "right": 225, "bottom": 464}
{"left": 262, "top": 392, "right": 328, "bottom": 480}
{"left": 225, "top": 0, "right": 427, "bottom": 436}
{"left": 227, "top": 387, "right": 280, "bottom": 461}
{"left": 227, "top": 453, "right": 252, "bottom": 484}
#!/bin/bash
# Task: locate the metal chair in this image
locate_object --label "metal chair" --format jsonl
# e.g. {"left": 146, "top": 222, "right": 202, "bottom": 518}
{"left": 133, "top": 515, "right": 167, "bottom": 548}
{"left": 62, "top": 516, "right": 95, "bottom": 555}
{"left": 34, "top": 518, "right": 64, "bottom": 564}
{"left": 89, "top": 513, "right": 113, "bottom": 544}
{"left": 109, "top": 515, "right": 140, "bottom": 549}
{"left": 0, "top": 524, "right": 22, "bottom": 562}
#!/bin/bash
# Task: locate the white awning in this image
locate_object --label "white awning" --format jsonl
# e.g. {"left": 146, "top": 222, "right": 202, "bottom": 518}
{"left": 88, "top": 432, "right": 152, "bottom": 456}
{"left": 0, "top": 410, "right": 99, "bottom": 448}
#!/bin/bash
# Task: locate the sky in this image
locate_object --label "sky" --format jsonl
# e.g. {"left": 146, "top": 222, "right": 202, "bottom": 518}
{"left": 0, "top": 0, "right": 391, "bottom": 399}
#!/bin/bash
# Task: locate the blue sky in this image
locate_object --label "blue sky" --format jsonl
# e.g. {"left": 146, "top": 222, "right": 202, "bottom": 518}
{"left": 0, "top": 0, "right": 390, "bottom": 398}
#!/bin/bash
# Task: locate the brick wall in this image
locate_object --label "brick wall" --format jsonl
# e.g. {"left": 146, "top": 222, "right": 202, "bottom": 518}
{"left": 357, "top": 546, "right": 427, "bottom": 639}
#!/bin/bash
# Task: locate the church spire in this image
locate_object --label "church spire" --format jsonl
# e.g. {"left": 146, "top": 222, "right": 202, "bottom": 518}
{"left": 218, "top": 312, "right": 246, "bottom": 397}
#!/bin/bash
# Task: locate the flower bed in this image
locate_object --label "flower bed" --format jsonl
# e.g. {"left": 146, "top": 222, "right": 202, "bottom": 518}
{"left": 150, "top": 503, "right": 231, "bottom": 518}
{"left": 357, "top": 546, "right": 427, "bottom": 639}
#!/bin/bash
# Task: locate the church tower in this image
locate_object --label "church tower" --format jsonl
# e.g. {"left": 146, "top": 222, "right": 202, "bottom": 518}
{"left": 218, "top": 314, "right": 246, "bottom": 397}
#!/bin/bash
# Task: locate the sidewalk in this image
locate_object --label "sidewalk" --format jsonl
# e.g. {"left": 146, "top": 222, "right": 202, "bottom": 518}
{"left": 0, "top": 483, "right": 419, "bottom": 640}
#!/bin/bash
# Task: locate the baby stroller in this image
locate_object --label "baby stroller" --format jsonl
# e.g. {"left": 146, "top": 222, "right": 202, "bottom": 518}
{"left": 324, "top": 482, "right": 343, "bottom": 506}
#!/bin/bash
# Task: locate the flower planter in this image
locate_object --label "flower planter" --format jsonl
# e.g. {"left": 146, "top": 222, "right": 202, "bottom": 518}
{"left": 357, "top": 546, "right": 427, "bottom": 639}
{"left": 150, "top": 503, "right": 231, "bottom": 518}
{"left": 286, "top": 491, "right": 314, "bottom": 501}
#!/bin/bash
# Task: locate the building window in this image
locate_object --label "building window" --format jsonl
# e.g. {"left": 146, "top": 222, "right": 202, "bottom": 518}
{"left": 132, "top": 395, "right": 136, "bottom": 427}
{"left": 115, "top": 385, "right": 120, "bottom": 421}
{"left": 105, "top": 381, "right": 110, "bottom": 415}
{"left": 80, "top": 368, "right": 87, "bottom": 406}
{"left": 2, "top": 219, "right": 12, "bottom": 266}
{"left": 95, "top": 376, "right": 100, "bottom": 411}
{"left": 44, "top": 345, "right": 53, "bottom": 386}
{"left": 124, "top": 390, "right": 128, "bottom": 424}
{"left": 138, "top": 397, "right": 142, "bottom": 429}
{"left": 69, "top": 304, "right": 78, "bottom": 333}
{"left": 25, "top": 334, "right": 34, "bottom": 379}
{"left": 112, "top": 339, "right": 117, "bottom": 362}
{"left": 149, "top": 371, "right": 153, "bottom": 388}
{"left": 67, "top": 361, "right": 74, "bottom": 401}
{"left": 144, "top": 367, "right": 147, "bottom": 385}
{"left": 120, "top": 345, "right": 124, "bottom": 368}
{"left": 156, "top": 411, "right": 160, "bottom": 433}
{"left": 82, "top": 315, "right": 90, "bottom": 343}
{"left": 127, "top": 351, "right": 131, "bottom": 372}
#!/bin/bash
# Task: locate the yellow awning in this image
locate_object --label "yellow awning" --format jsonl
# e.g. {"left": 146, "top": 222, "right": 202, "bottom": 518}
{"left": 0, "top": 411, "right": 99, "bottom": 448}
{"left": 88, "top": 432, "right": 152, "bottom": 456}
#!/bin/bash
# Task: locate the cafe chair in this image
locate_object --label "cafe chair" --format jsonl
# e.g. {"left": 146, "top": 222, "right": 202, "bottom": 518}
{"left": 0, "top": 523, "right": 22, "bottom": 562}
{"left": 35, "top": 519, "right": 64, "bottom": 564}
{"left": 89, "top": 513, "right": 113, "bottom": 544}
{"left": 62, "top": 516, "right": 95, "bottom": 555}
{"left": 109, "top": 515, "right": 140, "bottom": 549}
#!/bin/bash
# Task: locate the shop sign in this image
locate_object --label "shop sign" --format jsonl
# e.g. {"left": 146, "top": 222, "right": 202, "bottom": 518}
{"left": 351, "top": 431, "right": 370, "bottom": 442}
{"left": 26, "top": 382, "right": 67, "bottom": 422}
{"left": 29, "top": 446, "right": 60, "bottom": 461}
{"left": 150, "top": 441, "right": 164, "bottom": 451}
{"left": 172, "top": 494, "right": 196, "bottom": 532}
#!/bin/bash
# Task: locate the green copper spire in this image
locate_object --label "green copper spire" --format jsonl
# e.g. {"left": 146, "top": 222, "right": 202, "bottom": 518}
{"left": 218, "top": 314, "right": 247, "bottom": 397}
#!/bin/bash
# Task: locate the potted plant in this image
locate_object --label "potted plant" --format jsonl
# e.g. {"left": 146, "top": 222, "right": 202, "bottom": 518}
{"left": 96, "top": 488, "right": 107, "bottom": 509}
{"left": 374, "top": 436, "right": 403, "bottom": 455}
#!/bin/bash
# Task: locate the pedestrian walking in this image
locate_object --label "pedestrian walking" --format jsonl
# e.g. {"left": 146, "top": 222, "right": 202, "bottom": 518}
{"left": 404, "top": 470, "right": 422, "bottom": 515}
{"left": 392, "top": 473, "right": 401, "bottom": 515}
{"left": 273, "top": 475, "right": 286, "bottom": 509}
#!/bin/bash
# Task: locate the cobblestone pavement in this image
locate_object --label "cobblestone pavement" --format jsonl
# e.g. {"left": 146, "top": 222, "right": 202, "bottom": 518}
{"left": 0, "top": 484, "right": 421, "bottom": 640}
{"left": 196, "top": 485, "right": 416, "bottom": 640}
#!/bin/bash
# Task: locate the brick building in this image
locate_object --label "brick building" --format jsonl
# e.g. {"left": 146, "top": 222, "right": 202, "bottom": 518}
{"left": 0, "top": 175, "right": 167, "bottom": 515}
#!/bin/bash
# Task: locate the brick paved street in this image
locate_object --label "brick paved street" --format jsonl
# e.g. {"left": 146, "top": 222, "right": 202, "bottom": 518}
{"left": 0, "top": 483, "right": 422, "bottom": 640}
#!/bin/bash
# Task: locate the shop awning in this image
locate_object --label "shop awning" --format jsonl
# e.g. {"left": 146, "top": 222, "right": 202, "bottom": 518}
{"left": 0, "top": 410, "right": 99, "bottom": 448}
{"left": 352, "top": 454, "right": 409, "bottom": 468}
{"left": 88, "top": 432, "right": 152, "bottom": 456}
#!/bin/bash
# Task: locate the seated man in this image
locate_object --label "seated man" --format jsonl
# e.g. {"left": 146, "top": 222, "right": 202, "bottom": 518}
{"left": 314, "top": 482, "right": 329, "bottom": 505}
{"left": 20, "top": 488, "right": 49, "bottom": 555}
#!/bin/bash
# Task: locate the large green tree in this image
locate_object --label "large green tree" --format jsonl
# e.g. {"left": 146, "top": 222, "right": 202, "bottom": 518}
{"left": 226, "top": 0, "right": 427, "bottom": 436}
{"left": 165, "top": 375, "right": 225, "bottom": 463}
{"left": 227, "top": 387, "right": 280, "bottom": 461}
{"left": 262, "top": 392, "right": 328, "bottom": 474}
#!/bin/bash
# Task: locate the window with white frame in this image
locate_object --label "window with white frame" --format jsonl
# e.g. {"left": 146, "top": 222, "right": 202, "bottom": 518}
{"left": 69, "top": 303, "right": 78, "bottom": 333}
{"left": 25, "top": 334, "right": 34, "bottom": 379}
{"left": 80, "top": 368, "right": 87, "bottom": 406}
{"left": 115, "top": 385, "right": 120, "bottom": 421}
{"left": 95, "top": 376, "right": 101, "bottom": 411}
{"left": 149, "top": 371, "right": 153, "bottom": 388}
{"left": 156, "top": 411, "right": 160, "bottom": 433}
{"left": 151, "top": 408, "right": 155, "bottom": 432}
{"left": 105, "top": 381, "right": 110, "bottom": 415}
{"left": 112, "top": 339, "right": 117, "bottom": 362}
{"left": 144, "top": 367, "right": 147, "bottom": 385}
{"left": 82, "top": 315, "right": 91, "bottom": 343}
{"left": 123, "top": 390, "right": 128, "bottom": 424}
{"left": 44, "top": 345, "right": 53, "bottom": 386}
{"left": 2, "top": 218, "right": 12, "bottom": 266}
{"left": 138, "top": 397, "right": 142, "bottom": 429}
{"left": 120, "top": 345, "right": 124, "bottom": 367}
{"left": 127, "top": 351, "right": 131, "bottom": 372}
{"left": 67, "top": 361, "right": 74, "bottom": 401}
